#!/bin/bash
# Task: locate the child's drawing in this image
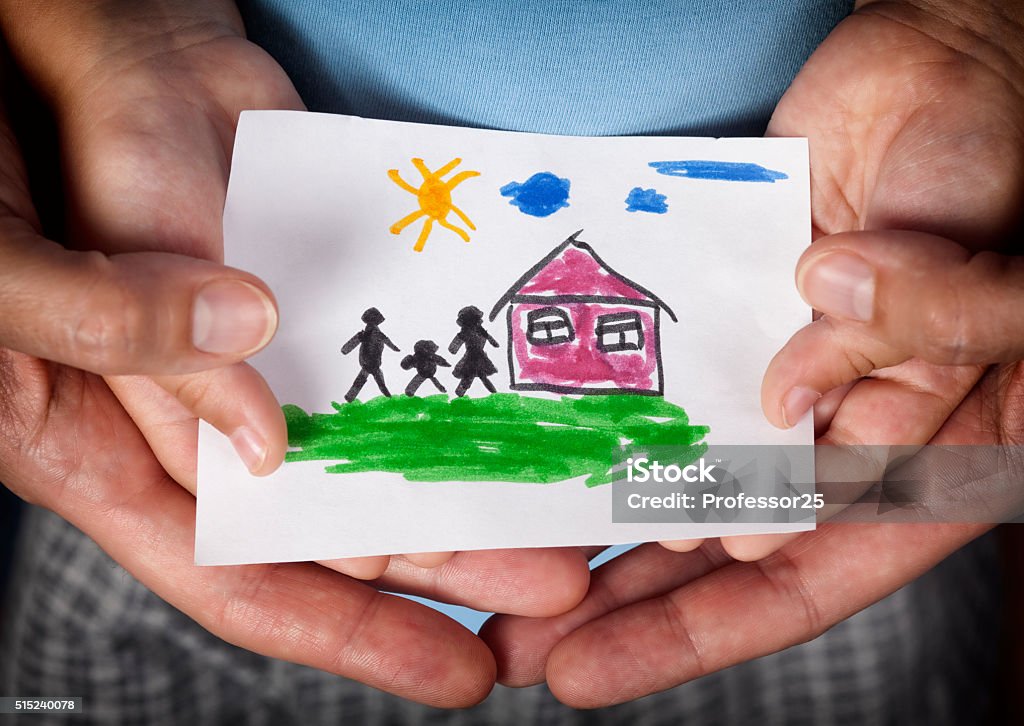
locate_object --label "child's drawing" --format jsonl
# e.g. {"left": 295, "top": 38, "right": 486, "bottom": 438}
{"left": 401, "top": 340, "right": 450, "bottom": 396}
{"left": 284, "top": 231, "right": 702, "bottom": 485}
{"left": 449, "top": 305, "right": 500, "bottom": 397}
{"left": 341, "top": 307, "right": 400, "bottom": 401}
{"left": 489, "top": 231, "right": 676, "bottom": 396}
{"left": 388, "top": 157, "right": 480, "bottom": 251}
{"left": 199, "top": 112, "right": 813, "bottom": 562}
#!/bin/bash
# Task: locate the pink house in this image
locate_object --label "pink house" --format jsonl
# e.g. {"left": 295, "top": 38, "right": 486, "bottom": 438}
{"left": 488, "top": 231, "right": 676, "bottom": 395}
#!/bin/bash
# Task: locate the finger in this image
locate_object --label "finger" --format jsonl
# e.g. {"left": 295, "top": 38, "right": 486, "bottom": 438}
{"left": 402, "top": 551, "right": 456, "bottom": 568}
{"left": 812, "top": 380, "right": 856, "bottom": 438}
{"left": 544, "top": 522, "right": 986, "bottom": 708}
{"left": 0, "top": 357, "right": 495, "bottom": 707}
{"left": 151, "top": 365, "right": 286, "bottom": 476}
{"left": 107, "top": 481, "right": 493, "bottom": 706}
{"left": 320, "top": 556, "right": 392, "bottom": 581}
{"left": 796, "top": 230, "right": 1024, "bottom": 365}
{"left": 480, "top": 542, "right": 733, "bottom": 686}
{"left": 105, "top": 374, "right": 203, "bottom": 491}
{"left": 0, "top": 230, "right": 278, "bottom": 375}
{"left": 374, "top": 547, "right": 591, "bottom": 618}
{"left": 761, "top": 315, "right": 903, "bottom": 429}
{"left": 657, "top": 538, "right": 704, "bottom": 553}
{"left": 108, "top": 364, "right": 286, "bottom": 478}
{"left": 737, "top": 358, "right": 983, "bottom": 560}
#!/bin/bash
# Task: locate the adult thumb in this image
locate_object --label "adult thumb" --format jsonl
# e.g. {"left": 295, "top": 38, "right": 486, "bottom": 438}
{"left": 795, "top": 230, "right": 1024, "bottom": 366}
{"left": 0, "top": 229, "right": 277, "bottom": 375}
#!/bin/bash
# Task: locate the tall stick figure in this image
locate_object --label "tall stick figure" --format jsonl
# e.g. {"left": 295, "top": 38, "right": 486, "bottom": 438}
{"left": 341, "top": 307, "right": 399, "bottom": 402}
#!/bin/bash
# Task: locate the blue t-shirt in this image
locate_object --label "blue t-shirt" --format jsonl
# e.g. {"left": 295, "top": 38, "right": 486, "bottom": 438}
{"left": 239, "top": 1, "right": 850, "bottom": 136}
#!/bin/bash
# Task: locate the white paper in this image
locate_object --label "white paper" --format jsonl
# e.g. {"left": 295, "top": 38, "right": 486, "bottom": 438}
{"left": 195, "top": 111, "right": 813, "bottom": 565}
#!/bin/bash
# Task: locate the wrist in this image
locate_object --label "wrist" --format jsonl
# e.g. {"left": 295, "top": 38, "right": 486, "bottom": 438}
{"left": 0, "top": 0, "right": 245, "bottom": 105}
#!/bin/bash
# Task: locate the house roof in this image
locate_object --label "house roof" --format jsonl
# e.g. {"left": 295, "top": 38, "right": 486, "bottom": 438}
{"left": 488, "top": 231, "right": 678, "bottom": 322}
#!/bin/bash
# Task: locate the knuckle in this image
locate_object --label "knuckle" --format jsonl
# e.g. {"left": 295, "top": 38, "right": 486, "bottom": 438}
{"left": 164, "top": 372, "right": 217, "bottom": 413}
{"left": 69, "top": 254, "right": 151, "bottom": 372}
{"left": 820, "top": 317, "right": 876, "bottom": 378}
{"left": 917, "top": 290, "right": 972, "bottom": 364}
{"left": 756, "top": 550, "right": 825, "bottom": 640}
{"left": 660, "top": 596, "right": 711, "bottom": 676}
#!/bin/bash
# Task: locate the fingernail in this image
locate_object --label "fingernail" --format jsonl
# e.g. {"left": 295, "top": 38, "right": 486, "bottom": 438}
{"left": 192, "top": 280, "right": 277, "bottom": 355}
{"left": 798, "top": 252, "right": 875, "bottom": 322}
{"left": 230, "top": 426, "right": 267, "bottom": 473}
{"left": 782, "top": 386, "right": 820, "bottom": 428}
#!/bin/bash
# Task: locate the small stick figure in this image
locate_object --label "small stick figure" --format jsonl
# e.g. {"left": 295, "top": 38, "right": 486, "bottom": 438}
{"left": 341, "top": 307, "right": 399, "bottom": 402}
{"left": 449, "top": 305, "right": 499, "bottom": 397}
{"left": 401, "top": 340, "right": 450, "bottom": 396}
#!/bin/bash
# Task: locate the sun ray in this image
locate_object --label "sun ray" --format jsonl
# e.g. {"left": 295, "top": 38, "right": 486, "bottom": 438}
{"left": 412, "top": 158, "right": 433, "bottom": 179}
{"left": 387, "top": 157, "right": 480, "bottom": 251}
{"left": 445, "top": 170, "right": 481, "bottom": 190}
{"left": 432, "top": 157, "right": 463, "bottom": 178}
{"left": 436, "top": 217, "right": 471, "bottom": 242}
{"left": 449, "top": 203, "right": 476, "bottom": 231}
{"left": 390, "top": 209, "right": 427, "bottom": 234}
{"left": 414, "top": 218, "right": 434, "bottom": 252}
{"left": 387, "top": 169, "right": 419, "bottom": 195}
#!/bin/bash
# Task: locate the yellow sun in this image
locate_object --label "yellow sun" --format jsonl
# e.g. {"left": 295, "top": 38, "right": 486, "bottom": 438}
{"left": 388, "top": 157, "right": 480, "bottom": 252}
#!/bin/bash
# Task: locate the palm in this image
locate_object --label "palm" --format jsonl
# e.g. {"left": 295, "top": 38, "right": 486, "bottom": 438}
{"left": 64, "top": 35, "right": 299, "bottom": 258}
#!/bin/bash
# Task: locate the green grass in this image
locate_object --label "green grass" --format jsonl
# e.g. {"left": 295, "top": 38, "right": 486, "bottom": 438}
{"left": 283, "top": 393, "right": 708, "bottom": 487}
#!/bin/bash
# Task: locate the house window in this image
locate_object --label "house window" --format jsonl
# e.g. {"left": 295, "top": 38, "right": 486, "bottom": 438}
{"left": 596, "top": 311, "right": 644, "bottom": 352}
{"left": 526, "top": 307, "right": 575, "bottom": 345}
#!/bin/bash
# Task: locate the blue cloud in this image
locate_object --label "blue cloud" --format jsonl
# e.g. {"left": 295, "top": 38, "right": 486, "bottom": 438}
{"left": 625, "top": 187, "right": 668, "bottom": 214}
{"left": 649, "top": 160, "right": 788, "bottom": 183}
{"left": 500, "top": 172, "right": 570, "bottom": 217}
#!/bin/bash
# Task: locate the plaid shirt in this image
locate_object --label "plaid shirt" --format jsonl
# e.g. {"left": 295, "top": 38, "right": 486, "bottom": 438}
{"left": 0, "top": 507, "right": 1000, "bottom": 725}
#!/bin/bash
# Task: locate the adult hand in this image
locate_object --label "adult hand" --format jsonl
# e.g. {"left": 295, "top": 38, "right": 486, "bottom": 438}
{"left": 485, "top": 0, "right": 1023, "bottom": 705}
{"left": 668, "top": 0, "right": 1024, "bottom": 559}
{"left": 1, "top": 0, "right": 457, "bottom": 576}
{"left": 481, "top": 362, "right": 1023, "bottom": 705}
{"left": 0, "top": 346, "right": 589, "bottom": 706}
{"left": 0, "top": 2, "right": 593, "bottom": 704}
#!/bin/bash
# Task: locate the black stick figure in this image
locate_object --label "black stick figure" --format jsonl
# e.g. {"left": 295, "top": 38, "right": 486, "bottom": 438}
{"left": 401, "top": 340, "right": 450, "bottom": 396}
{"left": 449, "top": 305, "right": 499, "bottom": 397}
{"left": 341, "top": 307, "right": 399, "bottom": 402}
